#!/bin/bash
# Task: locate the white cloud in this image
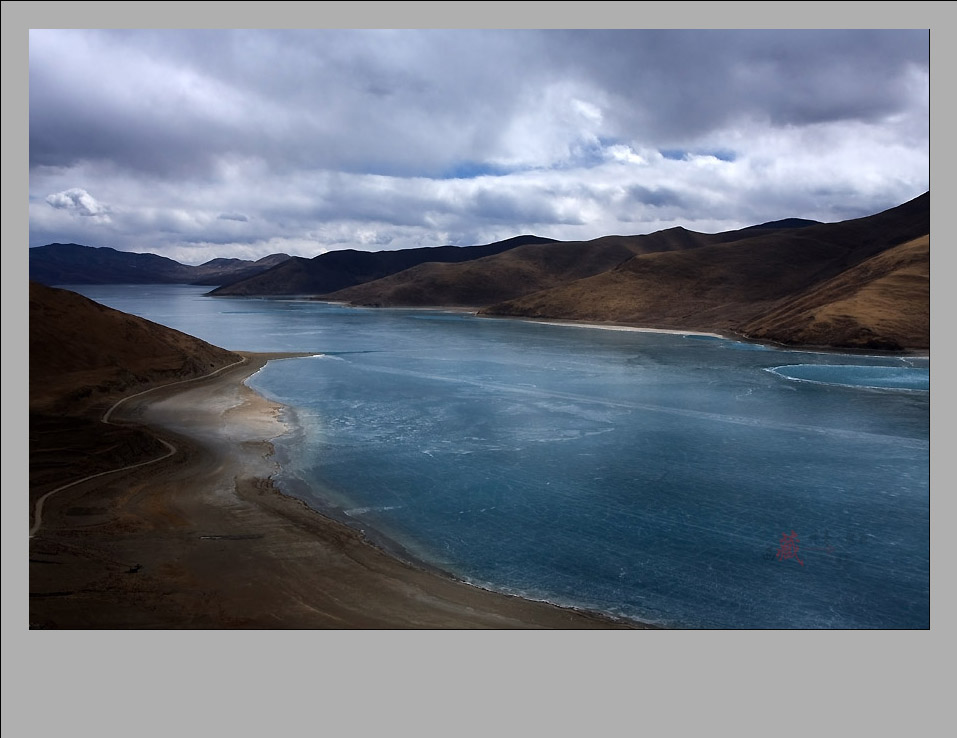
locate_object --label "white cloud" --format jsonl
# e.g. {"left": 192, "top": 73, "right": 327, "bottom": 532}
{"left": 45, "top": 188, "right": 110, "bottom": 220}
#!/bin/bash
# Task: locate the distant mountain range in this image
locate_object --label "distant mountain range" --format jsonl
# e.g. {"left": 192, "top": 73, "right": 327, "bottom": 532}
{"left": 28, "top": 243, "right": 292, "bottom": 286}
{"left": 28, "top": 235, "right": 558, "bottom": 292}
{"left": 321, "top": 194, "right": 928, "bottom": 351}
{"left": 29, "top": 192, "right": 929, "bottom": 351}
{"left": 206, "top": 234, "right": 559, "bottom": 296}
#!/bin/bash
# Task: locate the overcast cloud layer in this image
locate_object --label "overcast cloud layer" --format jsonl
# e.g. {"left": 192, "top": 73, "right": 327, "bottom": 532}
{"left": 28, "top": 29, "right": 929, "bottom": 264}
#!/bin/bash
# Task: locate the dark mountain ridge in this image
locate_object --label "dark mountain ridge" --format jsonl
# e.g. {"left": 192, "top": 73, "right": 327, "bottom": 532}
{"left": 207, "top": 234, "right": 558, "bottom": 296}
{"left": 29, "top": 243, "right": 292, "bottom": 286}
{"left": 740, "top": 217, "right": 822, "bottom": 231}
{"left": 190, "top": 252, "right": 292, "bottom": 285}
{"left": 322, "top": 227, "right": 727, "bottom": 308}
{"left": 318, "top": 216, "right": 850, "bottom": 309}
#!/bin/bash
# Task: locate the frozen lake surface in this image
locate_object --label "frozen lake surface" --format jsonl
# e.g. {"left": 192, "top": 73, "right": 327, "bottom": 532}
{"left": 65, "top": 284, "right": 930, "bottom": 628}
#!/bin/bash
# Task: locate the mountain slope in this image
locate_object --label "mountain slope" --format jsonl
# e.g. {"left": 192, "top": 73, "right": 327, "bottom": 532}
{"left": 29, "top": 243, "right": 291, "bottom": 286}
{"left": 208, "top": 235, "right": 558, "bottom": 296}
{"left": 739, "top": 234, "right": 929, "bottom": 350}
{"left": 29, "top": 282, "right": 244, "bottom": 496}
{"left": 30, "top": 243, "right": 194, "bottom": 285}
{"left": 481, "top": 192, "right": 929, "bottom": 351}
{"left": 322, "top": 227, "right": 727, "bottom": 307}
{"left": 30, "top": 282, "right": 241, "bottom": 415}
{"left": 188, "top": 253, "right": 292, "bottom": 285}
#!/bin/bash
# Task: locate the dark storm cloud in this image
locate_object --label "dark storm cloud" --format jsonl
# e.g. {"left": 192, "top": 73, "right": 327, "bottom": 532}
{"left": 32, "top": 29, "right": 925, "bottom": 177}
{"left": 469, "top": 187, "right": 584, "bottom": 226}
{"left": 28, "top": 29, "right": 549, "bottom": 178}
{"left": 626, "top": 185, "right": 686, "bottom": 209}
{"left": 544, "top": 29, "right": 928, "bottom": 143}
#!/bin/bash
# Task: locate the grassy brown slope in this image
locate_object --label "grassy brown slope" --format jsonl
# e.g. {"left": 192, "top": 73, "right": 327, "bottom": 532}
{"left": 29, "top": 282, "right": 243, "bottom": 497}
{"left": 210, "top": 235, "right": 556, "bottom": 296}
{"left": 740, "top": 235, "right": 929, "bottom": 350}
{"left": 324, "top": 227, "right": 721, "bottom": 307}
{"left": 30, "top": 282, "right": 241, "bottom": 416}
{"left": 483, "top": 193, "right": 929, "bottom": 350}
{"left": 479, "top": 234, "right": 862, "bottom": 332}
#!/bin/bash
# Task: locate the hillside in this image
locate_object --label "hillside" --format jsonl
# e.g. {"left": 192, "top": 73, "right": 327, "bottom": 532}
{"left": 481, "top": 193, "right": 929, "bottom": 351}
{"left": 323, "top": 228, "right": 725, "bottom": 307}
{"left": 29, "top": 281, "right": 243, "bottom": 497}
{"left": 187, "top": 252, "right": 292, "bottom": 285}
{"left": 739, "top": 234, "right": 929, "bottom": 350}
{"left": 29, "top": 243, "right": 291, "bottom": 286}
{"left": 30, "top": 282, "right": 241, "bottom": 416}
{"left": 208, "top": 235, "right": 557, "bottom": 296}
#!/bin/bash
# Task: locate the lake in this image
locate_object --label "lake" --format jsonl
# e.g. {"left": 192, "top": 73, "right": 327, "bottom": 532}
{"left": 62, "top": 284, "right": 930, "bottom": 629}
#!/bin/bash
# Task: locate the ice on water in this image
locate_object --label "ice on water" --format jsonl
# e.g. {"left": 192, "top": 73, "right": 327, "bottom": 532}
{"left": 66, "top": 285, "right": 931, "bottom": 629}
{"left": 769, "top": 364, "right": 929, "bottom": 391}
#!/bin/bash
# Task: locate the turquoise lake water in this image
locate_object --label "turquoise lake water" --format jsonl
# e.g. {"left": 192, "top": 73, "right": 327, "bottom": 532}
{"left": 63, "top": 284, "right": 930, "bottom": 629}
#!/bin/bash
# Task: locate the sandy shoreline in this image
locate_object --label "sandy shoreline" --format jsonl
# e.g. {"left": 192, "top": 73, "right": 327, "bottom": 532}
{"left": 509, "top": 316, "right": 727, "bottom": 338}
{"left": 29, "top": 352, "right": 645, "bottom": 629}
{"left": 501, "top": 315, "right": 931, "bottom": 358}
{"left": 278, "top": 300, "right": 930, "bottom": 356}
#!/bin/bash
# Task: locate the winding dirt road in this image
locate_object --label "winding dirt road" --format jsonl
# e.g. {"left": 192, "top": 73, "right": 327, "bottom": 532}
{"left": 29, "top": 357, "right": 247, "bottom": 538}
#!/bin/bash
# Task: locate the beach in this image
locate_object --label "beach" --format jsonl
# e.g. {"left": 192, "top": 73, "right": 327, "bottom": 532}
{"left": 29, "top": 353, "right": 642, "bottom": 629}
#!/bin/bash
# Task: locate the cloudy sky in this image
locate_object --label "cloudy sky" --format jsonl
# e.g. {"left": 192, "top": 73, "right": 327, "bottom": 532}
{"left": 27, "top": 28, "right": 929, "bottom": 265}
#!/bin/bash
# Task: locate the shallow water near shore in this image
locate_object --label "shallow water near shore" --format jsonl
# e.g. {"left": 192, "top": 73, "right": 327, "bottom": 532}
{"left": 64, "top": 284, "right": 930, "bottom": 628}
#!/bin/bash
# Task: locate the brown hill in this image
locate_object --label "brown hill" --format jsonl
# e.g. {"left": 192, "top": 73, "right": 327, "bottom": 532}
{"left": 30, "top": 282, "right": 241, "bottom": 416}
{"left": 29, "top": 282, "right": 243, "bottom": 496}
{"left": 323, "top": 227, "right": 726, "bottom": 307}
{"left": 740, "top": 234, "right": 929, "bottom": 350}
{"left": 209, "top": 235, "right": 557, "bottom": 296}
{"left": 481, "top": 193, "right": 929, "bottom": 351}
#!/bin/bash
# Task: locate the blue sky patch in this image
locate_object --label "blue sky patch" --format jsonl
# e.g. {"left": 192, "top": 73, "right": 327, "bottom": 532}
{"left": 659, "top": 148, "right": 736, "bottom": 162}
{"left": 438, "top": 161, "right": 515, "bottom": 180}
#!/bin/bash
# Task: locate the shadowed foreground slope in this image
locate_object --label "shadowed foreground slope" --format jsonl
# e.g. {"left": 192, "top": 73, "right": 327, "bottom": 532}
{"left": 30, "top": 282, "right": 241, "bottom": 417}
{"left": 29, "top": 282, "right": 243, "bottom": 495}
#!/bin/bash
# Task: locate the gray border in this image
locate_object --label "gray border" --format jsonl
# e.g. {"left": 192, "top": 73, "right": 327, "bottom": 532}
{"left": 3, "top": 3, "right": 948, "bottom": 736}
